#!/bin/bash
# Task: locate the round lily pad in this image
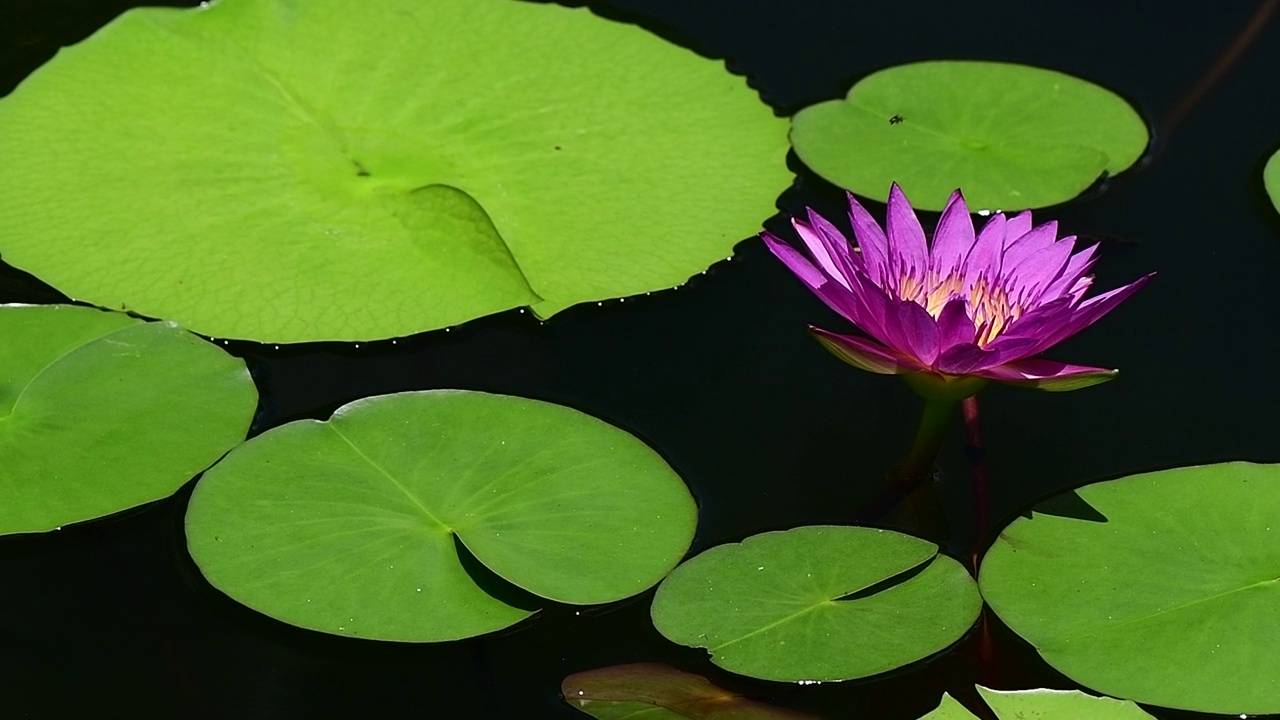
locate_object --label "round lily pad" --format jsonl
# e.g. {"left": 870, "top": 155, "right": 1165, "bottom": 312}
{"left": 0, "top": 0, "right": 790, "bottom": 343}
{"left": 921, "top": 687, "right": 1156, "bottom": 720}
{"left": 185, "top": 390, "right": 698, "bottom": 642}
{"left": 649, "top": 526, "right": 981, "bottom": 682}
{"left": 790, "top": 61, "right": 1149, "bottom": 211}
{"left": 978, "top": 462, "right": 1280, "bottom": 715}
{"left": 0, "top": 304, "right": 256, "bottom": 535}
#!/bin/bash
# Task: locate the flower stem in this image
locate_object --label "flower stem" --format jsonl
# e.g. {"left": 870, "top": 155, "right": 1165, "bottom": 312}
{"left": 895, "top": 397, "right": 955, "bottom": 487}
{"left": 962, "top": 396, "right": 990, "bottom": 572}
{"left": 856, "top": 398, "right": 955, "bottom": 542}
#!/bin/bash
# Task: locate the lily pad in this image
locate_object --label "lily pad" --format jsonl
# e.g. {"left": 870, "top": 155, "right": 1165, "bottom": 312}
{"left": 562, "top": 664, "right": 819, "bottom": 720}
{"left": 649, "top": 526, "right": 981, "bottom": 682}
{"left": 1265, "top": 147, "right": 1280, "bottom": 214}
{"left": 920, "top": 687, "right": 1156, "bottom": 720}
{"left": 0, "top": 0, "right": 790, "bottom": 343}
{"left": 0, "top": 304, "right": 256, "bottom": 535}
{"left": 185, "top": 390, "right": 698, "bottom": 641}
{"left": 978, "top": 462, "right": 1280, "bottom": 715}
{"left": 790, "top": 61, "right": 1148, "bottom": 211}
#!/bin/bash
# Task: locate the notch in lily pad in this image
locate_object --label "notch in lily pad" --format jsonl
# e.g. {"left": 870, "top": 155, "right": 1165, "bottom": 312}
{"left": 0, "top": 0, "right": 790, "bottom": 342}
{"left": 979, "top": 462, "right": 1280, "bottom": 715}
{"left": 790, "top": 61, "right": 1149, "bottom": 212}
{"left": 650, "top": 526, "right": 981, "bottom": 682}
{"left": 185, "top": 390, "right": 698, "bottom": 642}
{"left": 0, "top": 304, "right": 256, "bottom": 535}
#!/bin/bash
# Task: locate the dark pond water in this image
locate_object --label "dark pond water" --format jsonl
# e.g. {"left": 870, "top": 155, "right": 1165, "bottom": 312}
{"left": 3, "top": 0, "right": 1279, "bottom": 717}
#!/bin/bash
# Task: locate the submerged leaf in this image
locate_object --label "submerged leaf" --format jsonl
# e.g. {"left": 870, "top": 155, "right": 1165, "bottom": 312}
{"left": 562, "top": 664, "right": 819, "bottom": 719}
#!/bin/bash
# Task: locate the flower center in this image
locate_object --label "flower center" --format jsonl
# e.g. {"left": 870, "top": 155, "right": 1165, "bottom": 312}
{"left": 898, "top": 271, "right": 1025, "bottom": 348}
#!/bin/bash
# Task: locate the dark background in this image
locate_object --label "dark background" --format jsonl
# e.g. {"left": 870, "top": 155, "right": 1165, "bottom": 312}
{"left": 2, "top": 0, "right": 1278, "bottom": 717}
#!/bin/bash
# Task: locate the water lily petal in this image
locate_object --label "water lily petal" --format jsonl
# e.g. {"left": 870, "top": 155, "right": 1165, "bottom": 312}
{"left": 793, "top": 217, "right": 852, "bottom": 290}
{"left": 934, "top": 297, "right": 977, "bottom": 353}
{"left": 812, "top": 208, "right": 865, "bottom": 274}
{"left": 975, "top": 358, "right": 1119, "bottom": 391}
{"left": 1004, "top": 236, "right": 1074, "bottom": 305}
{"left": 810, "top": 326, "right": 918, "bottom": 375}
{"left": 1023, "top": 272, "right": 1155, "bottom": 355}
{"left": 1004, "top": 210, "right": 1033, "bottom": 243}
{"left": 1040, "top": 242, "right": 1098, "bottom": 301}
{"left": 1000, "top": 221, "right": 1059, "bottom": 274}
{"left": 963, "top": 212, "right": 1007, "bottom": 290}
{"left": 885, "top": 183, "right": 929, "bottom": 293}
{"left": 895, "top": 299, "right": 940, "bottom": 365}
{"left": 929, "top": 190, "right": 975, "bottom": 279}
{"left": 762, "top": 231, "right": 828, "bottom": 289}
{"left": 847, "top": 192, "right": 890, "bottom": 286}
{"left": 936, "top": 343, "right": 1002, "bottom": 375}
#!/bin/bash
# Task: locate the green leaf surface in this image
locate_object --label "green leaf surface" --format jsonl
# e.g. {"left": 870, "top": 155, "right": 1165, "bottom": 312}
{"left": 976, "top": 686, "right": 1157, "bottom": 719}
{"left": 650, "top": 526, "right": 981, "bottom": 682}
{"left": 978, "top": 462, "right": 1280, "bottom": 714}
{"left": 185, "top": 390, "right": 698, "bottom": 641}
{"left": 790, "top": 61, "right": 1148, "bottom": 212}
{"left": 0, "top": 0, "right": 790, "bottom": 342}
{"left": 918, "top": 687, "right": 1156, "bottom": 720}
{"left": 562, "top": 664, "right": 819, "bottom": 720}
{"left": 1265, "top": 147, "right": 1280, "bottom": 214}
{"left": 0, "top": 304, "right": 256, "bottom": 535}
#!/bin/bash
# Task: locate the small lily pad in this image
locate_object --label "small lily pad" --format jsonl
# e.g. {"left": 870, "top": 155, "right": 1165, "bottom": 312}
{"left": 185, "top": 390, "right": 698, "bottom": 642}
{"left": 0, "top": 304, "right": 256, "bottom": 535}
{"left": 920, "top": 687, "right": 1156, "bottom": 720}
{"left": 790, "top": 61, "right": 1148, "bottom": 211}
{"left": 562, "top": 664, "right": 819, "bottom": 720}
{"left": 979, "top": 462, "right": 1280, "bottom": 715}
{"left": 650, "top": 526, "right": 981, "bottom": 682}
{"left": 0, "top": 0, "right": 789, "bottom": 342}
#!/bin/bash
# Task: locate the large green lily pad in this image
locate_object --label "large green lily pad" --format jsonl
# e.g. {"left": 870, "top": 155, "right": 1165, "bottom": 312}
{"left": 920, "top": 687, "right": 1156, "bottom": 720}
{"left": 650, "top": 526, "right": 981, "bottom": 682}
{"left": 185, "top": 390, "right": 698, "bottom": 641}
{"left": 0, "top": 0, "right": 789, "bottom": 343}
{"left": 979, "top": 462, "right": 1280, "bottom": 715}
{"left": 0, "top": 304, "right": 256, "bottom": 535}
{"left": 790, "top": 61, "right": 1148, "bottom": 211}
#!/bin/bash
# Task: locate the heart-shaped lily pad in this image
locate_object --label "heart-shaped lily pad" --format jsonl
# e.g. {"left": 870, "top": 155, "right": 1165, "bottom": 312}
{"left": 790, "top": 61, "right": 1148, "bottom": 211}
{"left": 650, "top": 526, "right": 981, "bottom": 682}
{"left": 978, "top": 462, "right": 1280, "bottom": 715}
{"left": 0, "top": 304, "right": 256, "bottom": 535}
{"left": 185, "top": 390, "right": 698, "bottom": 642}
{"left": 0, "top": 0, "right": 790, "bottom": 343}
{"left": 920, "top": 687, "right": 1156, "bottom": 720}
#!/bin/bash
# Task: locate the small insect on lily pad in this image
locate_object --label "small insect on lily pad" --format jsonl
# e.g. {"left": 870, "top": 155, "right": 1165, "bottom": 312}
{"left": 0, "top": 0, "right": 790, "bottom": 342}
{"left": 790, "top": 61, "right": 1149, "bottom": 212}
{"left": 185, "top": 390, "right": 698, "bottom": 642}
{"left": 0, "top": 304, "right": 256, "bottom": 535}
{"left": 920, "top": 687, "right": 1157, "bottom": 720}
{"left": 650, "top": 526, "right": 981, "bottom": 682}
{"left": 979, "top": 462, "right": 1280, "bottom": 715}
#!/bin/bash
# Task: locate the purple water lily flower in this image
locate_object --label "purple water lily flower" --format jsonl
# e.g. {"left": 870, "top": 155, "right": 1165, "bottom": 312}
{"left": 762, "top": 184, "right": 1152, "bottom": 398}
